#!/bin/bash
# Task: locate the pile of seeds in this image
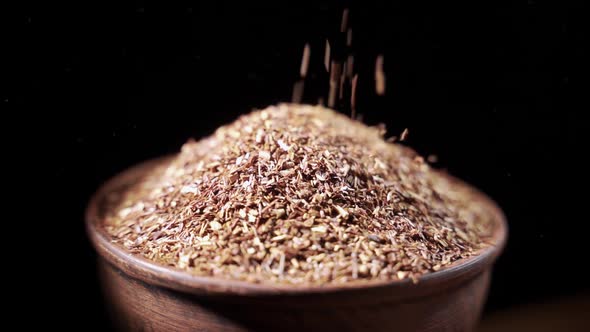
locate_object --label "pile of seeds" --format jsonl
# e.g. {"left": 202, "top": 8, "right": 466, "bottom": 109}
{"left": 102, "top": 104, "right": 495, "bottom": 285}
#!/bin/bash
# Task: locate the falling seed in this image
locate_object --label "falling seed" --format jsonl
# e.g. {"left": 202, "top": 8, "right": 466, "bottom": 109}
{"left": 291, "top": 80, "right": 305, "bottom": 103}
{"left": 330, "top": 61, "right": 342, "bottom": 82}
{"left": 324, "top": 40, "right": 331, "bottom": 72}
{"left": 427, "top": 154, "right": 438, "bottom": 163}
{"left": 328, "top": 61, "right": 342, "bottom": 108}
{"left": 400, "top": 128, "right": 409, "bottom": 141}
{"left": 375, "top": 55, "right": 386, "bottom": 95}
{"left": 339, "top": 71, "right": 346, "bottom": 100}
{"left": 340, "top": 8, "right": 349, "bottom": 32}
{"left": 351, "top": 74, "right": 358, "bottom": 118}
{"left": 328, "top": 81, "right": 338, "bottom": 108}
{"left": 346, "top": 28, "right": 353, "bottom": 46}
{"left": 300, "top": 43, "right": 311, "bottom": 78}
{"left": 346, "top": 55, "right": 354, "bottom": 79}
{"left": 328, "top": 81, "right": 337, "bottom": 108}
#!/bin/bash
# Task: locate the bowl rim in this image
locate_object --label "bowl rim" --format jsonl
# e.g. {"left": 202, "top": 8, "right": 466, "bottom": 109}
{"left": 86, "top": 156, "right": 508, "bottom": 298}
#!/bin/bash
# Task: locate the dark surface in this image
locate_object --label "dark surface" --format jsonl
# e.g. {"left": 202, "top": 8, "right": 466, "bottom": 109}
{"left": 15, "top": 1, "right": 586, "bottom": 330}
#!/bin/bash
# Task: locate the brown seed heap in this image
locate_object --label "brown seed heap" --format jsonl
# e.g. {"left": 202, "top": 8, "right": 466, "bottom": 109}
{"left": 103, "top": 104, "right": 495, "bottom": 285}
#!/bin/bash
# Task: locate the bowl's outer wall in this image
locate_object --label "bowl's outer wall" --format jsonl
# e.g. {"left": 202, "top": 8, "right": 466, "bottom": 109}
{"left": 100, "top": 258, "right": 491, "bottom": 332}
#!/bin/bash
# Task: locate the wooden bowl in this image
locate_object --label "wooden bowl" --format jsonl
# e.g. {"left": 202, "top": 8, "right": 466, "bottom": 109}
{"left": 86, "top": 157, "right": 507, "bottom": 332}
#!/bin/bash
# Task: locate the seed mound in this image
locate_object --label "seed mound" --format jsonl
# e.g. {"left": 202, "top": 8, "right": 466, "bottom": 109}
{"left": 102, "top": 104, "right": 496, "bottom": 285}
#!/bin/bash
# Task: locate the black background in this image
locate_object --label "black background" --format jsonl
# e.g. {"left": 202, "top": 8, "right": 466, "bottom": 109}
{"left": 16, "top": 1, "right": 587, "bottom": 330}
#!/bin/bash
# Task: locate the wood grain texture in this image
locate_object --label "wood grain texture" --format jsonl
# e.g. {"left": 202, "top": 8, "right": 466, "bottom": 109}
{"left": 88, "top": 157, "right": 508, "bottom": 332}
{"left": 100, "top": 260, "right": 491, "bottom": 332}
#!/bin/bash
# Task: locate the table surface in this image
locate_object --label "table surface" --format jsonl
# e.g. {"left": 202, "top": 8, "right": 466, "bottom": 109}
{"left": 478, "top": 294, "right": 589, "bottom": 332}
